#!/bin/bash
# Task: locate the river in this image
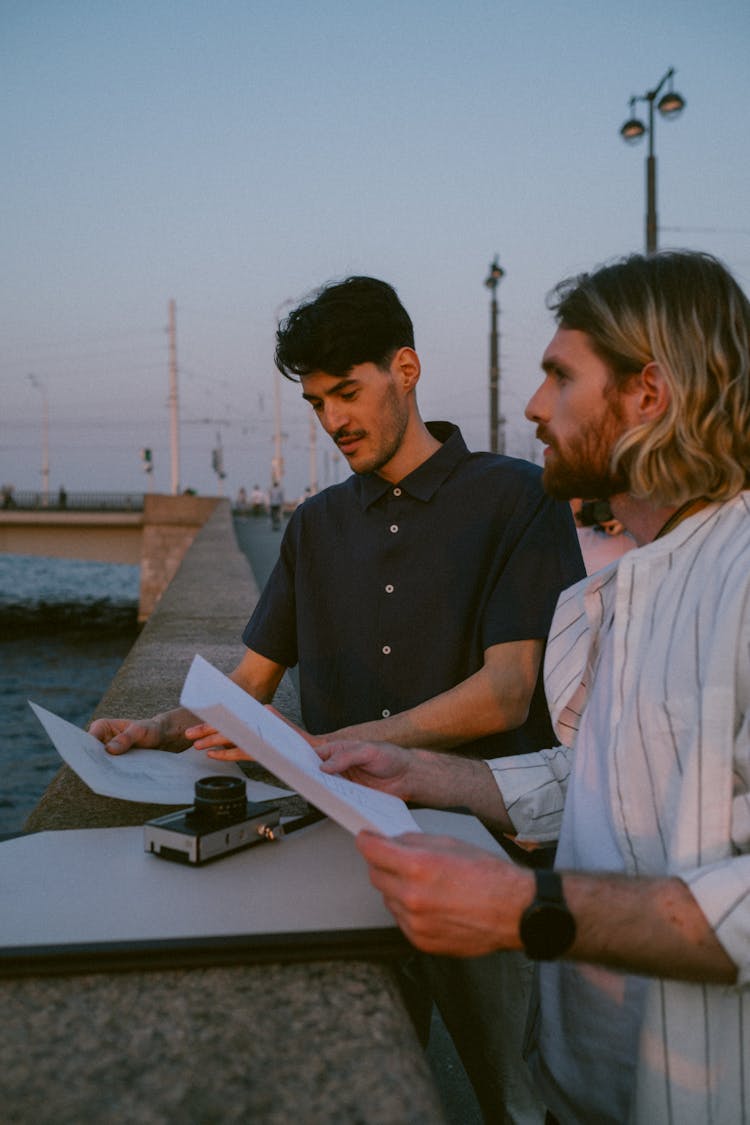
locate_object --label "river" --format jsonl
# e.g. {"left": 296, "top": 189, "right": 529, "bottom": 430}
{"left": 0, "top": 555, "right": 140, "bottom": 834}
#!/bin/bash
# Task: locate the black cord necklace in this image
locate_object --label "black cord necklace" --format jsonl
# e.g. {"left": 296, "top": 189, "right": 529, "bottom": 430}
{"left": 653, "top": 498, "right": 708, "bottom": 541}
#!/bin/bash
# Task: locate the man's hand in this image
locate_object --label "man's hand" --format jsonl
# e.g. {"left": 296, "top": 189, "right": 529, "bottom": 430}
{"left": 356, "top": 831, "right": 533, "bottom": 957}
{"left": 89, "top": 650, "right": 287, "bottom": 760}
{"left": 190, "top": 705, "right": 318, "bottom": 760}
{"left": 89, "top": 716, "right": 171, "bottom": 756}
{"left": 318, "top": 740, "right": 415, "bottom": 798}
{"left": 185, "top": 722, "right": 252, "bottom": 760}
{"left": 321, "top": 741, "right": 514, "bottom": 832}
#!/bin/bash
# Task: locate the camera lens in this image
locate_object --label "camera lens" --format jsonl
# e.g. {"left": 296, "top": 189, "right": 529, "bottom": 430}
{"left": 193, "top": 775, "right": 247, "bottom": 823}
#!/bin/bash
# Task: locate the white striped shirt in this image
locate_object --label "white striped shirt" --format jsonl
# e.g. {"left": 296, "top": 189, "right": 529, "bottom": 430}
{"left": 489, "top": 492, "right": 750, "bottom": 1124}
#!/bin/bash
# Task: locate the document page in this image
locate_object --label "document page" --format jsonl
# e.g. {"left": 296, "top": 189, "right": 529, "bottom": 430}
{"left": 29, "top": 702, "right": 290, "bottom": 806}
{"left": 180, "top": 654, "right": 421, "bottom": 837}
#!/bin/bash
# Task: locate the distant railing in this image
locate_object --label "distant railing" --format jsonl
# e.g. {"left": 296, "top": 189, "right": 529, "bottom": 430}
{"left": 1, "top": 490, "right": 145, "bottom": 513}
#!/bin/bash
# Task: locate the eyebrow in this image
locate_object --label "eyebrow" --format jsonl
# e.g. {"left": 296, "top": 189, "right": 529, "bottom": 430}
{"left": 541, "top": 357, "right": 572, "bottom": 378}
{"left": 301, "top": 377, "right": 359, "bottom": 403}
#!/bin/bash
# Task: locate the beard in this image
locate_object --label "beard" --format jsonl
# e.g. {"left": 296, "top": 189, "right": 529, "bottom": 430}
{"left": 335, "top": 379, "right": 410, "bottom": 477}
{"left": 539, "top": 408, "right": 630, "bottom": 501}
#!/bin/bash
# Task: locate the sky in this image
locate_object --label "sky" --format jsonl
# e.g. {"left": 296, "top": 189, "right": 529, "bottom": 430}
{"left": 3, "top": 0, "right": 749, "bottom": 501}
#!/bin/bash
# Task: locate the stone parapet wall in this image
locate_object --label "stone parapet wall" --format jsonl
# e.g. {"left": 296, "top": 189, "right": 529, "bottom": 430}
{"left": 137, "top": 493, "right": 225, "bottom": 621}
{"left": 7, "top": 500, "right": 444, "bottom": 1124}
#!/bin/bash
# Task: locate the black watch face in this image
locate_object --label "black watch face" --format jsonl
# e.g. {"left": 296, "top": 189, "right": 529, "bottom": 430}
{"left": 520, "top": 903, "right": 576, "bottom": 960}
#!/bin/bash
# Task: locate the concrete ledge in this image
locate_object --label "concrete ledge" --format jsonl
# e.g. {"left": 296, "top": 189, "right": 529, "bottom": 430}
{"left": 138, "top": 493, "right": 226, "bottom": 621}
{"left": 8, "top": 500, "right": 445, "bottom": 1124}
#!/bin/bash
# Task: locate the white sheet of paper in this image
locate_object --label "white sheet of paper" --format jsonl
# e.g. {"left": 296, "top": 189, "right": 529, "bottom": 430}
{"left": 28, "top": 702, "right": 290, "bottom": 805}
{"left": 180, "top": 654, "right": 421, "bottom": 837}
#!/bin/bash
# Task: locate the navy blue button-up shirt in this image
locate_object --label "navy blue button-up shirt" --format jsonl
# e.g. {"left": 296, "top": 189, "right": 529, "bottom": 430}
{"left": 243, "top": 422, "right": 584, "bottom": 758}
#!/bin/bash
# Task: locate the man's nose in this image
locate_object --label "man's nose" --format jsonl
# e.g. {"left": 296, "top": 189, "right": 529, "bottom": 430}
{"left": 321, "top": 400, "right": 349, "bottom": 432}
{"left": 524, "top": 379, "right": 548, "bottom": 423}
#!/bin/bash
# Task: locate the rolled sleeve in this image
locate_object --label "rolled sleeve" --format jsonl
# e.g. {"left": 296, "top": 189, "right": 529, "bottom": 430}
{"left": 682, "top": 855, "right": 750, "bottom": 986}
{"left": 487, "top": 744, "right": 574, "bottom": 844}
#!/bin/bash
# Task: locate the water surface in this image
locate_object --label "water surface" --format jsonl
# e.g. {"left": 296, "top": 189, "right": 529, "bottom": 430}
{"left": 0, "top": 556, "right": 139, "bottom": 833}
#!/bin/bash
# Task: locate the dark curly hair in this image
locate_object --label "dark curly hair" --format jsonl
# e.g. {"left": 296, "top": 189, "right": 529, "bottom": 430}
{"left": 275, "top": 276, "right": 415, "bottom": 381}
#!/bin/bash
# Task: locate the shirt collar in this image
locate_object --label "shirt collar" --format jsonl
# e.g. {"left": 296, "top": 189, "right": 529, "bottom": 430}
{"left": 356, "top": 422, "right": 469, "bottom": 509}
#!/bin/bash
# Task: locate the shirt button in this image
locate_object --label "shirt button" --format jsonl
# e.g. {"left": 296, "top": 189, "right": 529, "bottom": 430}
{"left": 393, "top": 487, "right": 402, "bottom": 497}
{"left": 385, "top": 583, "right": 394, "bottom": 593}
{"left": 382, "top": 645, "right": 391, "bottom": 655}
{"left": 390, "top": 524, "right": 399, "bottom": 534}
{"left": 381, "top": 708, "right": 391, "bottom": 718}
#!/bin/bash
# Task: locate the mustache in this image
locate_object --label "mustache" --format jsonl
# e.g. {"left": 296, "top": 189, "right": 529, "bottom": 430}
{"left": 334, "top": 428, "right": 366, "bottom": 445}
{"left": 536, "top": 426, "right": 554, "bottom": 447}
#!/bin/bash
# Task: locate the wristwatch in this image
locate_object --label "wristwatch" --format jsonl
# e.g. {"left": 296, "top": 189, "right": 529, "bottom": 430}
{"left": 519, "top": 870, "right": 576, "bottom": 960}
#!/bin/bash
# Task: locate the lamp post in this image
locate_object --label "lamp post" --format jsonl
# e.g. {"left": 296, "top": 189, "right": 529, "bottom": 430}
{"left": 271, "top": 299, "right": 294, "bottom": 489}
{"left": 620, "top": 68, "right": 686, "bottom": 254}
{"left": 167, "top": 298, "right": 181, "bottom": 495}
{"left": 484, "top": 256, "right": 505, "bottom": 454}
{"left": 27, "top": 374, "right": 50, "bottom": 506}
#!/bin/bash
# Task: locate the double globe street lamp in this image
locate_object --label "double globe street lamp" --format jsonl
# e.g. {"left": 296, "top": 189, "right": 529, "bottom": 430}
{"left": 620, "top": 67, "right": 686, "bottom": 253}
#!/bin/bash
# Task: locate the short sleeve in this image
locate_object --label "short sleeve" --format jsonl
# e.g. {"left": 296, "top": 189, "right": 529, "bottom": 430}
{"left": 481, "top": 493, "right": 584, "bottom": 649}
{"left": 242, "top": 517, "right": 299, "bottom": 668}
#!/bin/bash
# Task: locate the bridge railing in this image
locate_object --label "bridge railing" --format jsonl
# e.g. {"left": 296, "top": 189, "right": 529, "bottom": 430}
{"left": 1, "top": 491, "right": 145, "bottom": 512}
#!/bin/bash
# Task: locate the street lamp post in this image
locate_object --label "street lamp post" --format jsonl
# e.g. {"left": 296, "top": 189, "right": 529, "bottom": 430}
{"left": 620, "top": 68, "right": 686, "bottom": 254}
{"left": 484, "top": 256, "right": 505, "bottom": 455}
{"left": 27, "top": 374, "right": 50, "bottom": 506}
{"left": 167, "top": 298, "right": 181, "bottom": 496}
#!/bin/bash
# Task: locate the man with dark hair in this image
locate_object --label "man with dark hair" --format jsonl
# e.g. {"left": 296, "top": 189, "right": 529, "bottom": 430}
{"left": 321, "top": 251, "right": 750, "bottom": 1124}
{"left": 188, "top": 275, "right": 582, "bottom": 762}
{"left": 92, "top": 274, "right": 583, "bottom": 1123}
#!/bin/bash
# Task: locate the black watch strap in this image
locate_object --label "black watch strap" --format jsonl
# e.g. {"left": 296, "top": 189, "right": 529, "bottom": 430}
{"left": 519, "top": 869, "right": 576, "bottom": 961}
{"left": 534, "top": 870, "right": 565, "bottom": 904}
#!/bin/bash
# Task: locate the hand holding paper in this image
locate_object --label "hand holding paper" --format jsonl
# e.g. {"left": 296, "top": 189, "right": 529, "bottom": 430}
{"left": 180, "top": 655, "right": 421, "bottom": 837}
{"left": 29, "top": 702, "right": 289, "bottom": 806}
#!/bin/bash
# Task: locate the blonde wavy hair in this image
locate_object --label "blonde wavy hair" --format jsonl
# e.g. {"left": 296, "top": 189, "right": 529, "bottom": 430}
{"left": 549, "top": 251, "right": 750, "bottom": 506}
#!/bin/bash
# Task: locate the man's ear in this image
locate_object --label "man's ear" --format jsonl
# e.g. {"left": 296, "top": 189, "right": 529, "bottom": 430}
{"left": 391, "top": 347, "right": 421, "bottom": 392}
{"left": 632, "top": 361, "right": 671, "bottom": 422}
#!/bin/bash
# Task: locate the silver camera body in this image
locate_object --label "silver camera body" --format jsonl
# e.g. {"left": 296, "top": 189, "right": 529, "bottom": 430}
{"left": 144, "top": 775, "right": 282, "bottom": 865}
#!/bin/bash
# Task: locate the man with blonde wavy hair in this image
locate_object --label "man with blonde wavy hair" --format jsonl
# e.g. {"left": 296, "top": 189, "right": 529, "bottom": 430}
{"left": 321, "top": 250, "right": 750, "bottom": 1124}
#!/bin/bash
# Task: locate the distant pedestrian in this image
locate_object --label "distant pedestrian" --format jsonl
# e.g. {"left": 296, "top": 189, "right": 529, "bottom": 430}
{"left": 58, "top": 485, "right": 67, "bottom": 509}
{"left": 250, "top": 484, "right": 266, "bottom": 516}
{"left": 268, "top": 481, "right": 284, "bottom": 529}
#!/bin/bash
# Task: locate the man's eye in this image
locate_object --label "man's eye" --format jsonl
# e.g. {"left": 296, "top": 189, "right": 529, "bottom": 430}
{"left": 340, "top": 391, "right": 357, "bottom": 401}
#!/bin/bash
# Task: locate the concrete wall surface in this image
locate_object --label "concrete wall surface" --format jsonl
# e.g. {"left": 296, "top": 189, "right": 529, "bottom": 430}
{"left": 0, "top": 509, "right": 143, "bottom": 564}
{"left": 137, "top": 493, "right": 224, "bottom": 621}
{"left": 5, "top": 500, "right": 445, "bottom": 1125}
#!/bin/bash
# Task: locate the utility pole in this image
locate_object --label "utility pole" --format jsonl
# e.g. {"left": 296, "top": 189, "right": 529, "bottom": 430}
{"left": 271, "top": 368, "right": 284, "bottom": 485}
{"left": 484, "top": 257, "right": 506, "bottom": 454}
{"left": 168, "top": 299, "right": 181, "bottom": 495}
{"left": 27, "top": 374, "right": 50, "bottom": 505}
{"left": 211, "top": 430, "right": 226, "bottom": 495}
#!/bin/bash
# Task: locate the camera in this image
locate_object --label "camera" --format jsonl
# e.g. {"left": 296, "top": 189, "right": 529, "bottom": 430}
{"left": 144, "top": 775, "right": 283, "bottom": 865}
